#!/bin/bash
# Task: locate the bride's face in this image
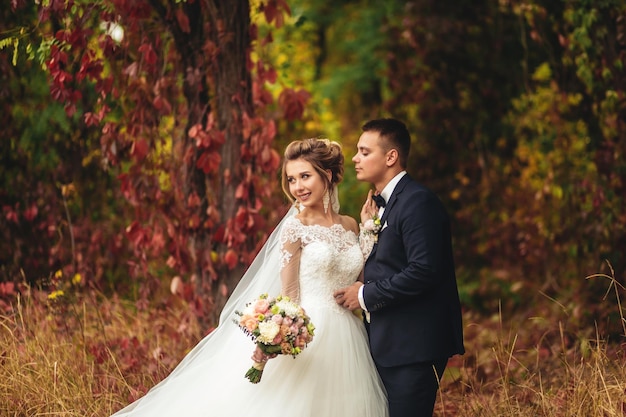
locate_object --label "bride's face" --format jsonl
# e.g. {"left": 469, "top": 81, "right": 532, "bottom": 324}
{"left": 285, "top": 158, "right": 328, "bottom": 211}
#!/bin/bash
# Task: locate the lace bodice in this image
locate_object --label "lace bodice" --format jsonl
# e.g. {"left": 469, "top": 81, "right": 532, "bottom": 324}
{"left": 279, "top": 216, "right": 364, "bottom": 311}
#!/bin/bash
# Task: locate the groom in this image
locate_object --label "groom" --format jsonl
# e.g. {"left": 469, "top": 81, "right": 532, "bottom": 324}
{"left": 334, "top": 118, "right": 464, "bottom": 417}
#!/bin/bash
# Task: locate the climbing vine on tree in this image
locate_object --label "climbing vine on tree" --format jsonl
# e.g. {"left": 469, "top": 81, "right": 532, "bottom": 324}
{"left": 3, "top": 0, "right": 308, "bottom": 325}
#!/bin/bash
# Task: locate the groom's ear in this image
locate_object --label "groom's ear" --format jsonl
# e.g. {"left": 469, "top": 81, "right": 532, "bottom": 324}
{"left": 385, "top": 149, "right": 399, "bottom": 167}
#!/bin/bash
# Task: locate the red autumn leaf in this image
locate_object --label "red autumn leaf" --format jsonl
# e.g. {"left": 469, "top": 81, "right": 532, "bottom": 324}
{"left": 188, "top": 214, "right": 201, "bottom": 229}
{"left": 203, "top": 218, "right": 215, "bottom": 229}
{"left": 252, "top": 80, "right": 273, "bottom": 106}
{"left": 263, "top": 0, "right": 290, "bottom": 28}
{"left": 242, "top": 112, "right": 252, "bottom": 139}
{"left": 235, "top": 206, "right": 248, "bottom": 227}
{"left": 4, "top": 206, "right": 18, "bottom": 223}
{"left": 196, "top": 151, "right": 221, "bottom": 174}
{"left": 150, "top": 228, "right": 166, "bottom": 252}
{"left": 261, "top": 148, "right": 280, "bottom": 173}
{"left": 263, "top": 1, "right": 277, "bottom": 24}
{"left": 0, "top": 282, "right": 15, "bottom": 296}
{"left": 131, "top": 138, "right": 149, "bottom": 161}
{"left": 212, "top": 225, "right": 225, "bottom": 243}
{"left": 196, "top": 131, "right": 211, "bottom": 148}
{"left": 125, "top": 221, "right": 149, "bottom": 247}
{"left": 78, "top": 51, "right": 103, "bottom": 81}
{"left": 117, "top": 173, "right": 132, "bottom": 200}
{"left": 260, "top": 145, "right": 272, "bottom": 164}
{"left": 24, "top": 204, "right": 38, "bottom": 221}
{"left": 240, "top": 143, "right": 252, "bottom": 161}
{"left": 235, "top": 183, "right": 247, "bottom": 199}
{"left": 249, "top": 23, "right": 258, "bottom": 41}
{"left": 209, "top": 130, "right": 225, "bottom": 147}
{"left": 220, "top": 283, "right": 228, "bottom": 298}
{"left": 138, "top": 42, "right": 157, "bottom": 66}
{"left": 175, "top": 8, "right": 191, "bottom": 33}
{"left": 260, "top": 31, "right": 273, "bottom": 48}
{"left": 263, "top": 119, "right": 276, "bottom": 144}
{"left": 187, "top": 192, "right": 201, "bottom": 208}
{"left": 84, "top": 112, "right": 99, "bottom": 127}
{"left": 224, "top": 249, "right": 238, "bottom": 270}
{"left": 278, "top": 88, "right": 310, "bottom": 121}
{"left": 188, "top": 123, "right": 202, "bottom": 139}
{"left": 153, "top": 95, "right": 172, "bottom": 115}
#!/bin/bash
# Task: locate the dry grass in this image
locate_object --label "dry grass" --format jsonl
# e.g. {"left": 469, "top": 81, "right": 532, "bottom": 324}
{"left": 0, "top": 289, "right": 202, "bottom": 417}
{"left": 436, "top": 263, "right": 626, "bottom": 416}
{"left": 436, "top": 315, "right": 626, "bottom": 416}
{"left": 1, "top": 267, "right": 624, "bottom": 417}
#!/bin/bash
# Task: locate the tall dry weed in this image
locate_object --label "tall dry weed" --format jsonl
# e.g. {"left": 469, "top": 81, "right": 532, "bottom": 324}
{"left": 0, "top": 287, "right": 202, "bottom": 416}
{"left": 435, "top": 261, "right": 626, "bottom": 416}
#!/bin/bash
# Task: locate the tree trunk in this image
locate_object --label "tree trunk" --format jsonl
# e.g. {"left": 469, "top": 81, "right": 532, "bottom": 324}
{"left": 154, "top": 0, "right": 253, "bottom": 327}
{"left": 209, "top": 0, "right": 253, "bottom": 324}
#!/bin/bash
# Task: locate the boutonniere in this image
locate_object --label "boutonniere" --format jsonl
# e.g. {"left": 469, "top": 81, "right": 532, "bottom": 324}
{"left": 362, "top": 213, "right": 382, "bottom": 241}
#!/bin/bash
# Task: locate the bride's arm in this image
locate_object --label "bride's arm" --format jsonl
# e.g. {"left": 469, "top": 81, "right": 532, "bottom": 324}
{"left": 279, "top": 224, "right": 302, "bottom": 302}
{"left": 359, "top": 228, "right": 377, "bottom": 261}
{"left": 358, "top": 191, "right": 379, "bottom": 261}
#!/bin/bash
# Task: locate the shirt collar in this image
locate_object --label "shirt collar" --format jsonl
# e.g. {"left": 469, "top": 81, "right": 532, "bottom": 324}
{"left": 380, "top": 171, "right": 407, "bottom": 203}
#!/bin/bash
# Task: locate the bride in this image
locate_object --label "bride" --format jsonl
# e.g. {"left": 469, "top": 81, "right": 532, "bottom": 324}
{"left": 110, "top": 138, "right": 388, "bottom": 417}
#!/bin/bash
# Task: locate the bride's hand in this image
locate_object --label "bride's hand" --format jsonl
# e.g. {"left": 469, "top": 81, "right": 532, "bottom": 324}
{"left": 360, "top": 189, "right": 377, "bottom": 224}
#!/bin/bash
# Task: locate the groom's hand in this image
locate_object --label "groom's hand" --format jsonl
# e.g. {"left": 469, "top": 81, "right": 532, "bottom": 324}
{"left": 333, "top": 282, "right": 363, "bottom": 311}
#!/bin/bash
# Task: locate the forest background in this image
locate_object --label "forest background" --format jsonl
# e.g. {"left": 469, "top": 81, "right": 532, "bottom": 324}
{"left": 1, "top": 0, "right": 625, "bottom": 416}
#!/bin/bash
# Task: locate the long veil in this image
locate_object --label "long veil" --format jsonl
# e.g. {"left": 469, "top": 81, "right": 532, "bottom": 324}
{"left": 111, "top": 205, "right": 298, "bottom": 416}
{"left": 218, "top": 205, "right": 298, "bottom": 324}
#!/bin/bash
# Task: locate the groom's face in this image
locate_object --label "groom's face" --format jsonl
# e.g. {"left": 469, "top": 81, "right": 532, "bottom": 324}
{"left": 353, "top": 131, "right": 388, "bottom": 189}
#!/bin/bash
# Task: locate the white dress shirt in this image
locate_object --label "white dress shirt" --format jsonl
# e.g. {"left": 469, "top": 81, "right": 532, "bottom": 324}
{"left": 358, "top": 171, "right": 407, "bottom": 317}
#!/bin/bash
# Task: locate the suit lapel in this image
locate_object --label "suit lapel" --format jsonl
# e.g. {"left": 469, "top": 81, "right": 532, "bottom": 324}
{"left": 380, "top": 174, "right": 411, "bottom": 225}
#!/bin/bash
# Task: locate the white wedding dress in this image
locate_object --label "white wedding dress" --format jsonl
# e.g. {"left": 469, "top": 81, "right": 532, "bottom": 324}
{"left": 111, "top": 212, "right": 388, "bottom": 417}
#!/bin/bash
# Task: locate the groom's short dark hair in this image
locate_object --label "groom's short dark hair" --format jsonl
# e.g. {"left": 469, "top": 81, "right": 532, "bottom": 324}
{"left": 362, "top": 118, "right": 411, "bottom": 168}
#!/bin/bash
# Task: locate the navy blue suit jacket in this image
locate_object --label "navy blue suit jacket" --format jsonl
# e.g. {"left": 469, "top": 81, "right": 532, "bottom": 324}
{"left": 363, "top": 174, "right": 464, "bottom": 367}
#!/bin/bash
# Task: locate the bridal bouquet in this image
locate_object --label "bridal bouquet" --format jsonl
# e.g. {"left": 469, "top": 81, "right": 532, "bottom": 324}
{"left": 235, "top": 294, "right": 315, "bottom": 383}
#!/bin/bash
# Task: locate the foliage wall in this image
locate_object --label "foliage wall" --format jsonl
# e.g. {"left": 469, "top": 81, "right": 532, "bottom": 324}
{"left": 1, "top": 0, "right": 301, "bottom": 325}
{"left": 1, "top": 0, "right": 625, "bottom": 331}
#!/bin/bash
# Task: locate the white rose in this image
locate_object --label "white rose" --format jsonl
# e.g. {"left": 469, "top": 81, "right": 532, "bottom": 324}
{"left": 257, "top": 321, "right": 280, "bottom": 344}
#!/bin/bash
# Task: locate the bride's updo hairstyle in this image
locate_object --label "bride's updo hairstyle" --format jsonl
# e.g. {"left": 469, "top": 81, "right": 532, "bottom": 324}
{"left": 281, "top": 138, "right": 344, "bottom": 205}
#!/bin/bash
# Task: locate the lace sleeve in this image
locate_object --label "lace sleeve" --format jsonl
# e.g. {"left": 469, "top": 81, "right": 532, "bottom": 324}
{"left": 279, "top": 218, "right": 302, "bottom": 303}
{"left": 358, "top": 227, "right": 377, "bottom": 261}
{"left": 359, "top": 213, "right": 382, "bottom": 261}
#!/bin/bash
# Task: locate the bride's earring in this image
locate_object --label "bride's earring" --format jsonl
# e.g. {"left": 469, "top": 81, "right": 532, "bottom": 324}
{"left": 323, "top": 189, "right": 330, "bottom": 214}
{"left": 295, "top": 200, "right": 301, "bottom": 213}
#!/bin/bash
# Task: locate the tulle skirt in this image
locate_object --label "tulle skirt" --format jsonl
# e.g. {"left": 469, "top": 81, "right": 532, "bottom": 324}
{"left": 111, "top": 302, "right": 388, "bottom": 417}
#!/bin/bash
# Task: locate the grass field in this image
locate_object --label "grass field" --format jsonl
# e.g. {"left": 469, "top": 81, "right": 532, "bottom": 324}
{"left": 1, "top": 278, "right": 624, "bottom": 417}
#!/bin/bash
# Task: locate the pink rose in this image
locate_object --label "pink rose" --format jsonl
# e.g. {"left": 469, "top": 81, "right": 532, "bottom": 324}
{"left": 253, "top": 299, "right": 270, "bottom": 314}
{"left": 295, "top": 336, "right": 308, "bottom": 348}
{"left": 242, "top": 316, "right": 258, "bottom": 332}
{"left": 283, "top": 317, "right": 293, "bottom": 326}
{"left": 271, "top": 315, "right": 283, "bottom": 325}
